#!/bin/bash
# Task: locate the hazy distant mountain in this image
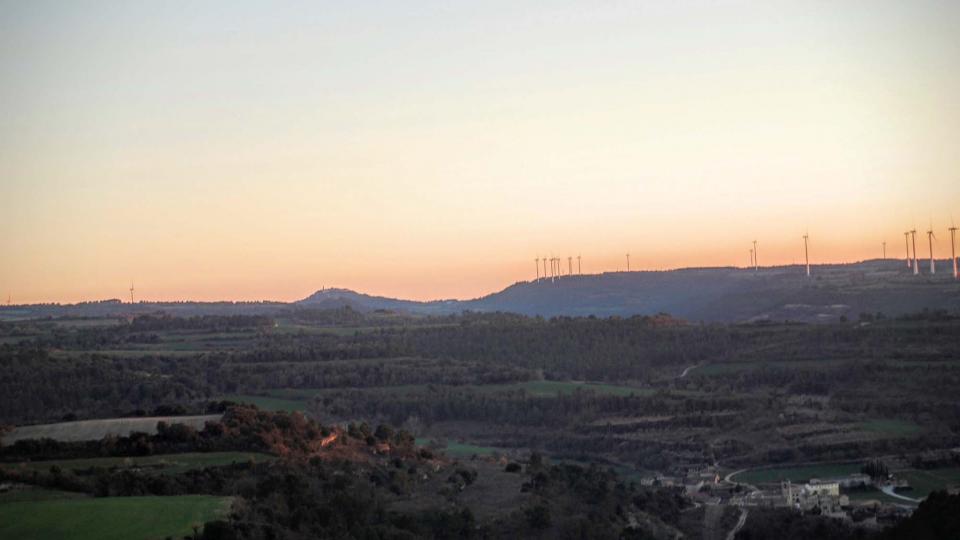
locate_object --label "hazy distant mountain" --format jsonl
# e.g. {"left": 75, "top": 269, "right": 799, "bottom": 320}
{"left": 3, "top": 260, "right": 958, "bottom": 322}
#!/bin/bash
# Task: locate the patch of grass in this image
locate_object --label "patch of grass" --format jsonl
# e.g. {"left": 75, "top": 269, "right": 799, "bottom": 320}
{"left": 843, "top": 486, "right": 914, "bottom": 506}
{"left": 4, "top": 415, "right": 221, "bottom": 444}
{"left": 858, "top": 419, "right": 924, "bottom": 437}
{"left": 734, "top": 462, "right": 864, "bottom": 484}
{"left": 894, "top": 468, "right": 960, "bottom": 498}
{"left": 0, "top": 495, "right": 231, "bottom": 540}
{"left": 1, "top": 452, "right": 273, "bottom": 476}
{"left": 221, "top": 394, "right": 306, "bottom": 412}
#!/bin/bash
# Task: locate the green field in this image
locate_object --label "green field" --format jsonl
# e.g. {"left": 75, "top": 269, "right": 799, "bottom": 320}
{"left": 0, "top": 495, "right": 231, "bottom": 540}
{"left": 734, "top": 462, "right": 864, "bottom": 484}
{"left": 1, "top": 451, "right": 273, "bottom": 476}
{"left": 894, "top": 468, "right": 960, "bottom": 498}
{"left": 859, "top": 419, "right": 924, "bottom": 437}
{"left": 844, "top": 487, "right": 915, "bottom": 506}
{"left": 225, "top": 380, "right": 648, "bottom": 412}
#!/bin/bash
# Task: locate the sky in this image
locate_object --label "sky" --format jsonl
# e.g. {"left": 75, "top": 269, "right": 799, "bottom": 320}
{"left": 1, "top": 0, "right": 959, "bottom": 303}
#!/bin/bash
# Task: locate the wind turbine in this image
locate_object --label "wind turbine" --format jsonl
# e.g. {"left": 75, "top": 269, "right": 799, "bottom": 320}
{"left": 568, "top": 256, "right": 572, "bottom": 276}
{"left": 803, "top": 233, "right": 810, "bottom": 277}
{"left": 542, "top": 257, "right": 548, "bottom": 282}
{"left": 949, "top": 222, "right": 958, "bottom": 279}
{"left": 535, "top": 257, "right": 540, "bottom": 282}
{"left": 927, "top": 224, "right": 936, "bottom": 274}
{"left": 904, "top": 231, "right": 911, "bottom": 268}
{"left": 910, "top": 229, "right": 919, "bottom": 275}
{"left": 752, "top": 240, "right": 758, "bottom": 270}
{"left": 626, "top": 253, "right": 630, "bottom": 272}
{"left": 577, "top": 255, "right": 582, "bottom": 275}
{"left": 882, "top": 241, "right": 886, "bottom": 259}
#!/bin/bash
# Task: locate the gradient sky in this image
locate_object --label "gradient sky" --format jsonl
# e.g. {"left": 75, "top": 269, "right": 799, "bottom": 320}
{"left": 2, "top": 1, "right": 959, "bottom": 303}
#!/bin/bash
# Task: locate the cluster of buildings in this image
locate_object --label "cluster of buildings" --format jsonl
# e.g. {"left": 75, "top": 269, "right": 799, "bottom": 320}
{"left": 781, "top": 478, "right": 849, "bottom": 515}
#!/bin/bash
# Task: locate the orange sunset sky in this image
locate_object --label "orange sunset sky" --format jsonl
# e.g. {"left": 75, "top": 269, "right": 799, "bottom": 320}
{"left": 2, "top": 1, "right": 959, "bottom": 303}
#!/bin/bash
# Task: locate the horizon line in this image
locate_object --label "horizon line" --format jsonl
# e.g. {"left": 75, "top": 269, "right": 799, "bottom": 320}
{"left": 4, "top": 256, "right": 956, "bottom": 308}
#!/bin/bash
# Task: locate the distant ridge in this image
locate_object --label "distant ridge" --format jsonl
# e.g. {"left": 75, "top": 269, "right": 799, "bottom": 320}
{"left": 297, "top": 259, "right": 960, "bottom": 322}
{"left": 3, "top": 260, "right": 959, "bottom": 323}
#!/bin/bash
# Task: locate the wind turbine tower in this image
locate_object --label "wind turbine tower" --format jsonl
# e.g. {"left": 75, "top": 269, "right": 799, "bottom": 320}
{"left": 577, "top": 255, "right": 582, "bottom": 275}
{"left": 904, "top": 232, "right": 911, "bottom": 268}
{"left": 542, "top": 257, "right": 548, "bottom": 282}
{"left": 535, "top": 258, "right": 540, "bottom": 281}
{"left": 882, "top": 241, "right": 886, "bottom": 259}
{"left": 949, "top": 224, "right": 958, "bottom": 279}
{"left": 910, "top": 230, "right": 919, "bottom": 275}
{"left": 803, "top": 233, "right": 810, "bottom": 277}
{"left": 927, "top": 226, "right": 936, "bottom": 274}
{"left": 752, "top": 240, "right": 758, "bottom": 270}
{"left": 749, "top": 248, "right": 754, "bottom": 269}
{"left": 567, "top": 256, "right": 572, "bottom": 276}
{"left": 129, "top": 283, "right": 135, "bottom": 304}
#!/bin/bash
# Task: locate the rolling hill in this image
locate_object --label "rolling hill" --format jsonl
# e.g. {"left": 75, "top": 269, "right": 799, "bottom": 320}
{"left": 296, "top": 259, "right": 960, "bottom": 322}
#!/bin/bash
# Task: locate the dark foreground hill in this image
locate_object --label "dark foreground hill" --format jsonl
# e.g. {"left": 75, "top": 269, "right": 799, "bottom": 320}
{"left": 3, "top": 259, "right": 959, "bottom": 323}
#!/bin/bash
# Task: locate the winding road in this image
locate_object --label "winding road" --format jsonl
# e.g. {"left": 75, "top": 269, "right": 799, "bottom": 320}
{"left": 879, "top": 484, "right": 921, "bottom": 503}
{"left": 725, "top": 508, "right": 748, "bottom": 540}
{"left": 723, "top": 468, "right": 759, "bottom": 493}
{"left": 679, "top": 363, "right": 701, "bottom": 378}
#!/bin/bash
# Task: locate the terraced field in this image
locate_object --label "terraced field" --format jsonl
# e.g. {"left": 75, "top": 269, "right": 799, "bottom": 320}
{"left": 3, "top": 415, "right": 223, "bottom": 444}
{"left": 0, "top": 494, "right": 232, "bottom": 540}
{"left": 858, "top": 419, "right": 925, "bottom": 437}
{"left": 224, "top": 380, "right": 650, "bottom": 413}
{"left": 1, "top": 452, "right": 274, "bottom": 476}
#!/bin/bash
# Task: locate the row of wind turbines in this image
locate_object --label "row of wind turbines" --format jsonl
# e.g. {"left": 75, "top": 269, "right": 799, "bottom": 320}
{"left": 534, "top": 255, "right": 584, "bottom": 283}
{"left": 533, "top": 223, "right": 960, "bottom": 284}
{"left": 899, "top": 224, "right": 959, "bottom": 278}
